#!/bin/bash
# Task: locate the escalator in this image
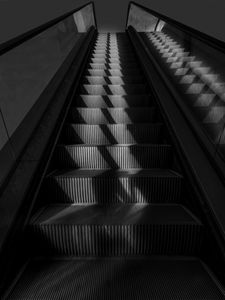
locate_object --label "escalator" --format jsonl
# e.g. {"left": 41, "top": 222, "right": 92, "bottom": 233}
{"left": 4, "top": 33, "right": 225, "bottom": 299}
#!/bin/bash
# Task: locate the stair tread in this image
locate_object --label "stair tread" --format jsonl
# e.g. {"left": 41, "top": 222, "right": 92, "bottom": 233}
{"left": 62, "top": 123, "right": 163, "bottom": 144}
{"left": 57, "top": 144, "right": 171, "bottom": 148}
{"left": 69, "top": 107, "right": 155, "bottom": 124}
{"left": 76, "top": 94, "right": 150, "bottom": 100}
{"left": 32, "top": 204, "right": 200, "bottom": 225}
{"left": 8, "top": 258, "right": 225, "bottom": 300}
{"left": 66, "top": 123, "right": 163, "bottom": 127}
{"left": 51, "top": 168, "right": 182, "bottom": 178}
{"left": 85, "top": 69, "right": 142, "bottom": 76}
{"left": 82, "top": 76, "right": 144, "bottom": 84}
{"left": 72, "top": 107, "right": 152, "bottom": 111}
{"left": 79, "top": 84, "right": 148, "bottom": 95}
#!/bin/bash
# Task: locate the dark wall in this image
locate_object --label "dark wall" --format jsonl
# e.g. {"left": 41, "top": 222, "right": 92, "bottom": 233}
{"left": 0, "top": 0, "right": 225, "bottom": 43}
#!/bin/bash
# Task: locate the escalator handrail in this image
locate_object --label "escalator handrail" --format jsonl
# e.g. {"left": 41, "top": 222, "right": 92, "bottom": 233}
{"left": 126, "top": 1, "right": 225, "bottom": 54}
{"left": 0, "top": 1, "right": 97, "bottom": 56}
{"left": 127, "top": 25, "right": 225, "bottom": 260}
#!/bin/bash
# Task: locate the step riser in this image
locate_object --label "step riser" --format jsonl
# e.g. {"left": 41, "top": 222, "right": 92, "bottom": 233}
{"left": 62, "top": 124, "right": 163, "bottom": 144}
{"left": 93, "top": 46, "right": 132, "bottom": 50}
{"left": 93, "top": 47, "right": 132, "bottom": 52}
{"left": 91, "top": 54, "right": 136, "bottom": 59}
{"left": 90, "top": 59, "right": 137, "bottom": 64}
{"left": 92, "top": 51, "right": 135, "bottom": 56}
{"left": 75, "top": 96, "right": 151, "bottom": 108}
{"left": 82, "top": 77, "right": 144, "bottom": 85}
{"left": 69, "top": 108, "right": 155, "bottom": 124}
{"left": 79, "top": 85, "right": 148, "bottom": 95}
{"left": 46, "top": 176, "right": 182, "bottom": 203}
{"left": 30, "top": 224, "right": 202, "bottom": 256}
{"left": 88, "top": 63, "right": 139, "bottom": 70}
{"left": 85, "top": 70, "right": 142, "bottom": 76}
{"left": 54, "top": 146, "right": 172, "bottom": 169}
{"left": 90, "top": 57, "right": 136, "bottom": 62}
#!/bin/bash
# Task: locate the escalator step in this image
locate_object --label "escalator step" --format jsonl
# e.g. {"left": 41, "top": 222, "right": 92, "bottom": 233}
{"left": 45, "top": 169, "right": 182, "bottom": 203}
{"left": 62, "top": 123, "right": 163, "bottom": 144}
{"left": 90, "top": 58, "right": 136, "bottom": 64}
{"left": 85, "top": 69, "right": 143, "bottom": 76}
{"left": 91, "top": 53, "right": 136, "bottom": 59}
{"left": 88, "top": 63, "right": 139, "bottom": 69}
{"left": 82, "top": 76, "right": 144, "bottom": 85}
{"left": 53, "top": 144, "right": 173, "bottom": 169}
{"left": 79, "top": 84, "right": 148, "bottom": 95}
{"left": 30, "top": 204, "right": 202, "bottom": 256}
{"left": 75, "top": 95, "right": 151, "bottom": 108}
{"left": 68, "top": 107, "right": 155, "bottom": 124}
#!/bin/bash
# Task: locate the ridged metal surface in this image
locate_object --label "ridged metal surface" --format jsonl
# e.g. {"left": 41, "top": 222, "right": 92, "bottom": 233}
{"left": 30, "top": 223, "right": 202, "bottom": 256}
{"left": 8, "top": 258, "right": 225, "bottom": 300}
{"left": 85, "top": 69, "right": 142, "bottom": 76}
{"left": 62, "top": 123, "right": 163, "bottom": 144}
{"left": 46, "top": 171, "right": 182, "bottom": 203}
{"left": 90, "top": 58, "right": 137, "bottom": 64}
{"left": 91, "top": 54, "right": 136, "bottom": 60}
{"left": 69, "top": 108, "right": 155, "bottom": 124}
{"left": 82, "top": 76, "right": 144, "bottom": 85}
{"left": 54, "top": 145, "right": 172, "bottom": 169}
{"left": 88, "top": 63, "right": 138, "bottom": 70}
{"left": 79, "top": 84, "right": 147, "bottom": 95}
{"left": 75, "top": 95, "right": 151, "bottom": 108}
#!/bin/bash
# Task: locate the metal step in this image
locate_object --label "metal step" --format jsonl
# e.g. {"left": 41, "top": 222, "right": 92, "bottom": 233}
{"left": 7, "top": 258, "right": 225, "bottom": 300}
{"left": 79, "top": 84, "right": 148, "bottom": 95}
{"left": 45, "top": 169, "right": 183, "bottom": 203}
{"left": 85, "top": 69, "right": 143, "bottom": 76}
{"left": 82, "top": 76, "right": 144, "bottom": 85}
{"left": 90, "top": 57, "right": 136, "bottom": 63}
{"left": 53, "top": 144, "right": 173, "bottom": 169}
{"left": 30, "top": 204, "right": 202, "bottom": 256}
{"left": 92, "top": 50, "right": 135, "bottom": 56}
{"left": 68, "top": 107, "right": 155, "bottom": 124}
{"left": 90, "top": 58, "right": 137, "bottom": 64}
{"left": 88, "top": 63, "right": 139, "bottom": 69}
{"left": 91, "top": 53, "right": 136, "bottom": 59}
{"left": 62, "top": 123, "right": 163, "bottom": 144}
{"left": 74, "top": 95, "right": 151, "bottom": 108}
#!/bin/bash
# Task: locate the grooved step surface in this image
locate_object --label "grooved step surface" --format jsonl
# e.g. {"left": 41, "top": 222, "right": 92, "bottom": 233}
{"left": 46, "top": 169, "right": 183, "bottom": 203}
{"left": 82, "top": 76, "right": 144, "bottom": 85}
{"left": 54, "top": 144, "right": 173, "bottom": 169}
{"left": 79, "top": 84, "right": 148, "bottom": 95}
{"left": 62, "top": 123, "right": 163, "bottom": 144}
{"left": 69, "top": 107, "right": 155, "bottom": 124}
{"left": 85, "top": 69, "right": 142, "bottom": 76}
{"left": 8, "top": 258, "right": 225, "bottom": 299}
{"left": 30, "top": 204, "right": 202, "bottom": 255}
{"left": 88, "top": 63, "right": 139, "bottom": 70}
{"left": 75, "top": 95, "right": 151, "bottom": 108}
{"left": 91, "top": 54, "right": 136, "bottom": 59}
{"left": 90, "top": 58, "right": 137, "bottom": 64}
{"left": 32, "top": 204, "right": 199, "bottom": 225}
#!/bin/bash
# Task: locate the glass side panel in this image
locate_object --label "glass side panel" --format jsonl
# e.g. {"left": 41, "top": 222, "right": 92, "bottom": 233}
{"left": 73, "top": 3, "right": 95, "bottom": 32}
{"left": 0, "top": 110, "right": 15, "bottom": 186}
{"left": 0, "top": 3, "right": 94, "bottom": 139}
{"left": 127, "top": 3, "right": 158, "bottom": 32}
{"left": 128, "top": 3, "right": 225, "bottom": 161}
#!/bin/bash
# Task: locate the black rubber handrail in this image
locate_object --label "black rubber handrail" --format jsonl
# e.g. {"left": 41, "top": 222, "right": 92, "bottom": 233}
{"left": 0, "top": 1, "right": 97, "bottom": 56}
{"left": 126, "top": 1, "right": 225, "bottom": 54}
